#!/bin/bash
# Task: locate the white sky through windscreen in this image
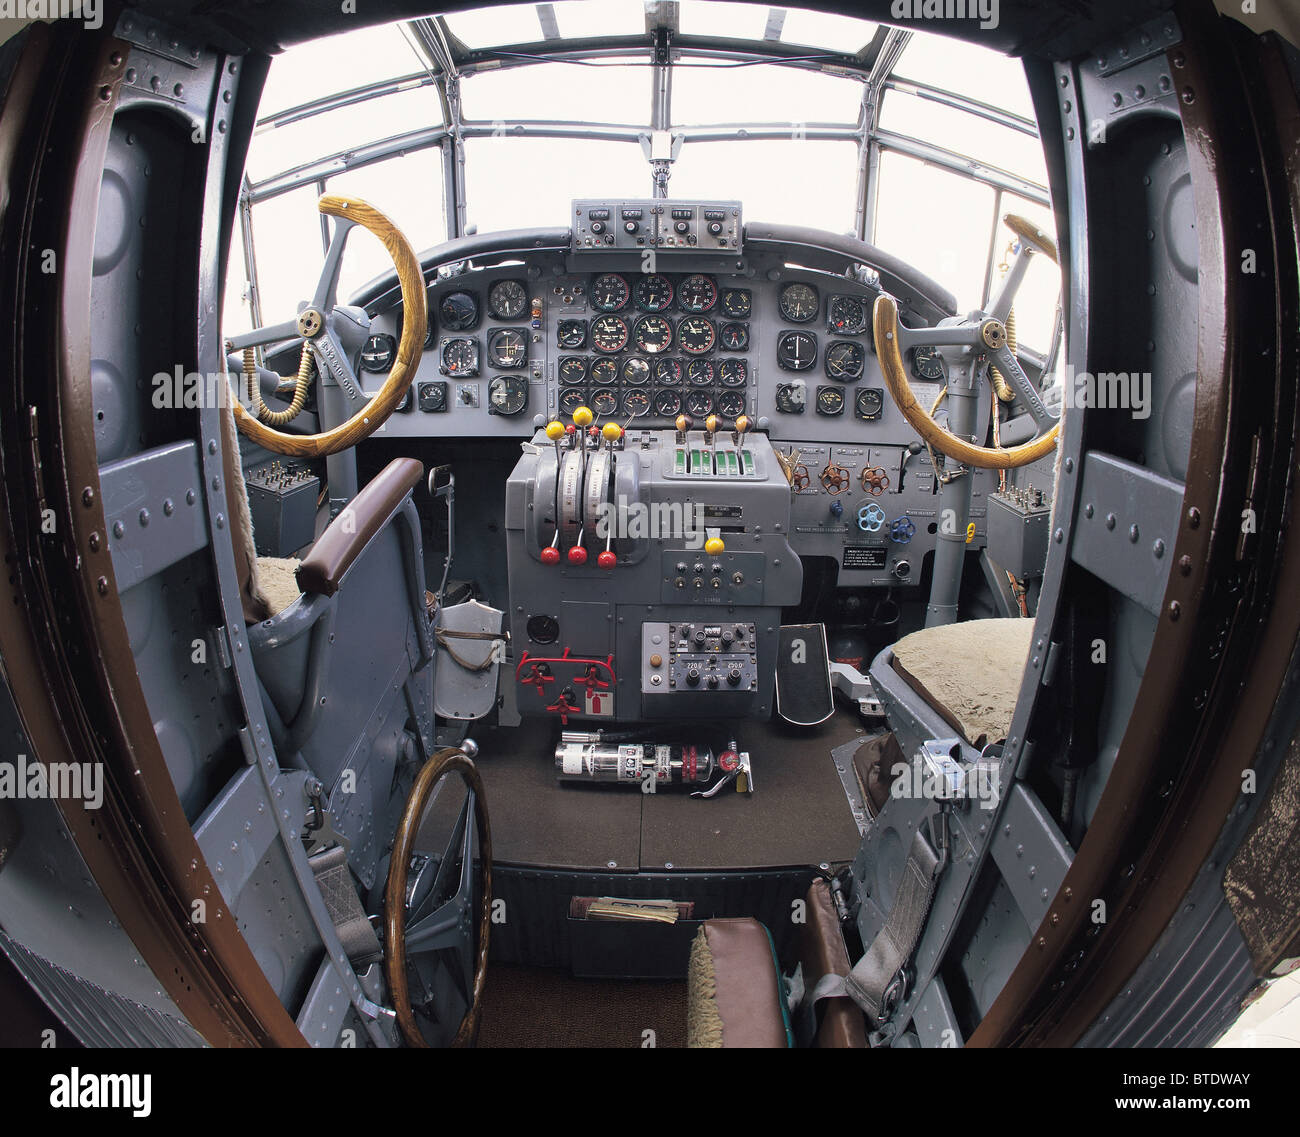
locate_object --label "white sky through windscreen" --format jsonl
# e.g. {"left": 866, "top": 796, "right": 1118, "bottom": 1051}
{"left": 223, "top": 9, "right": 1059, "bottom": 355}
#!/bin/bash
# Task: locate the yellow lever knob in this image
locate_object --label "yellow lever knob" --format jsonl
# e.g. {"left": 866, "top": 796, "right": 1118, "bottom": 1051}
{"left": 572, "top": 406, "right": 593, "bottom": 428}
{"left": 735, "top": 414, "right": 751, "bottom": 434}
{"left": 704, "top": 536, "right": 725, "bottom": 556}
{"left": 602, "top": 422, "right": 623, "bottom": 442}
{"left": 545, "top": 420, "right": 565, "bottom": 441}
{"left": 705, "top": 414, "right": 720, "bottom": 434}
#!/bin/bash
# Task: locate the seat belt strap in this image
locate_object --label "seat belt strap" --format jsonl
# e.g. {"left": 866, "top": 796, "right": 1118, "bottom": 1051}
{"left": 309, "top": 844, "right": 383, "bottom": 963}
{"left": 842, "top": 828, "right": 941, "bottom": 1024}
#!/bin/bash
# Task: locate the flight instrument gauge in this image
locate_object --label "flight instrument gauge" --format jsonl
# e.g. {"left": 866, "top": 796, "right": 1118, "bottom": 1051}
{"left": 912, "top": 344, "right": 946, "bottom": 380}
{"left": 718, "top": 390, "right": 746, "bottom": 418}
{"left": 685, "top": 391, "right": 713, "bottom": 416}
{"left": 827, "top": 295, "right": 869, "bottom": 335}
{"left": 559, "top": 357, "right": 588, "bottom": 386}
{"left": 678, "top": 316, "right": 716, "bottom": 355}
{"left": 855, "top": 387, "right": 885, "bottom": 421}
{"left": 590, "top": 357, "right": 619, "bottom": 385}
{"left": 721, "top": 288, "right": 752, "bottom": 318}
{"left": 654, "top": 358, "right": 683, "bottom": 385}
{"left": 824, "top": 340, "right": 865, "bottom": 380}
{"left": 777, "top": 330, "right": 817, "bottom": 371}
{"left": 590, "top": 387, "right": 619, "bottom": 416}
{"left": 633, "top": 315, "right": 673, "bottom": 354}
{"left": 678, "top": 274, "right": 717, "bottom": 312}
{"left": 719, "top": 359, "right": 748, "bottom": 387}
{"left": 720, "top": 322, "right": 749, "bottom": 351}
{"left": 557, "top": 319, "right": 587, "bottom": 349}
{"left": 591, "top": 315, "right": 629, "bottom": 353}
{"left": 633, "top": 274, "right": 674, "bottom": 312}
{"left": 775, "top": 382, "right": 806, "bottom": 414}
{"left": 487, "top": 327, "right": 528, "bottom": 369}
{"left": 439, "top": 291, "right": 479, "bottom": 331}
{"left": 687, "top": 360, "right": 715, "bottom": 386}
{"left": 590, "top": 273, "right": 630, "bottom": 311}
{"left": 653, "top": 389, "right": 682, "bottom": 416}
{"left": 559, "top": 388, "right": 586, "bottom": 415}
{"left": 816, "top": 386, "right": 846, "bottom": 416}
{"left": 360, "top": 333, "right": 395, "bottom": 373}
{"left": 622, "top": 390, "right": 650, "bottom": 418}
{"left": 488, "top": 279, "right": 529, "bottom": 320}
{"left": 622, "top": 357, "right": 651, "bottom": 385}
{"left": 779, "top": 282, "right": 819, "bottom": 323}
{"left": 440, "top": 338, "right": 480, "bottom": 377}
{"left": 488, "top": 376, "right": 529, "bottom": 416}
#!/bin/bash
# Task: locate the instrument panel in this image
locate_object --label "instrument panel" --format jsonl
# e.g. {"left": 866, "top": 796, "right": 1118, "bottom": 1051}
{"left": 351, "top": 202, "right": 996, "bottom": 586}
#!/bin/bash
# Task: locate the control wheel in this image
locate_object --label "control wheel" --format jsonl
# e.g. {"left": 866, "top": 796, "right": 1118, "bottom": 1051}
{"left": 384, "top": 748, "right": 492, "bottom": 1048}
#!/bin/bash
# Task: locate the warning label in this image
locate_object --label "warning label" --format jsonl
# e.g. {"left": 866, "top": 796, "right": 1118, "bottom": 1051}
{"left": 842, "top": 545, "right": 888, "bottom": 570}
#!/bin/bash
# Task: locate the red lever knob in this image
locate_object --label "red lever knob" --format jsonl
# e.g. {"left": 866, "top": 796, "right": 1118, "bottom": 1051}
{"left": 597, "top": 550, "right": 617, "bottom": 570}
{"left": 567, "top": 546, "right": 588, "bottom": 565}
{"left": 540, "top": 546, "right": 560, "bottom": 565}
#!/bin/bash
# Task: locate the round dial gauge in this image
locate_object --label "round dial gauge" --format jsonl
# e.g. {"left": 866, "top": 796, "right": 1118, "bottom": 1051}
{"left": 720, "top": 322, "right": 749, "bottom": 351}
{"left": 775, "top": 382, "right": 806, "bottom": 414}
{"left": 687, "top": 359, "right": 715, "bottom": 386}
{"left": 777, "top": 330, "right": 817, "bottom": 371}
{"left": 719, "top": 359, "right": 748, "bottom": 387}
{"left": 678, "top": 274, "right": 717, "bottom": 313}
{"left": 488, "top": 376, "right": 529, "bottom": 416}
{"left": 439, "top": 291, "right": 479, "bottom": 331}
{"left": 557, "top": 319, "right": 587, "bottom": 349}
{"left": 633, "top": 274, "right": 674, "bottom": 312}
{"left": 590, "top": 357, "right": 619, "bottom": 385}
{"left": 824, "top": 340, "right": 865, "bottom": 380}
{"left": 654, "top": 358, "right": 683, "bottom": 385}
{"left": 677, "top": 316, "right": 716, "bottom": 355}
{"left": 717, "top": 390, "right": 746, "bottom": 418}
{"left": 440, "top": 338, "right": 479, "bottom": 377}
{"left": 622, "top": 390, "right": 650, "bottom": 418}
{"left": 360, "top": 333, "right": 395, "bottom": 373}
{"left": 827, "top": 295, "right": 868, "bottom": 335}
{"left": 590, "top": 315, "right": 629, "bottom": 354}
{"left": 591, "top": 273, "right": 630, "bottom": 311}
{"left": 559, "top": 387, "right": 586, "bottom": 414}
{"left": 816, "top": 386, "right": 846, "bottom": 416}
{"left": 653, "top": 389, "right": 682, "bottom": 417}
{"left": 487, "top": 327, "right": 528, "bottom": 369}
{"left": 633, "top": 314, "right": 673, "bottom": 354}
{"left": 488, "top": 279, "right": 529, "bottom": 320}
{"left": 418, "top": 382, "right": 447, "bottom": 412}
{"left": 855, "top": 387, "right": 885, "bottom": 421}
{"left": 912, "top": 345, "right": 946, "bottom": 381}
{"left": 685, "top": 391, "right": 714, "bottom": 417}
{"left": 590, "top": 387, "right": 618, "bottom": 416}
{"left": 779, "top": 282, "right": 819, "bottom": 323}
{"left": 559, "top": 357, "right": 588, "bottom": 386}
{"left": 721, "top": 288, "right": 752, "bottom": 318}
{"left": 622, "top": 357, "right": 650, "bottom": 385}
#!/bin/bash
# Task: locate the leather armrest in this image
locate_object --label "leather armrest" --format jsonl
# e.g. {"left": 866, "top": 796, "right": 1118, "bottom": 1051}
{"left": 296, "top": 457, "right": 423, "bottom": 597}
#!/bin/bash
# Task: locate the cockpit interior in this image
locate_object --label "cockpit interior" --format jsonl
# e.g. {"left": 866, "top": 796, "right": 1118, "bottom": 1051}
{"left": 1, "top": 0, "right": 1298, "bottom": 1057}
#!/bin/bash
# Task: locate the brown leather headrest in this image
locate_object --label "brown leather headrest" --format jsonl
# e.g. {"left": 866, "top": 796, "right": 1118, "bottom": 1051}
{"left": 296, "top": 457, "right": 423, "bottom": 597}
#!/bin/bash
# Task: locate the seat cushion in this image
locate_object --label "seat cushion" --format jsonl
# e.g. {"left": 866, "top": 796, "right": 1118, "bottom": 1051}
{"left": 687, "top": 919, "right": 791, "bottom": 1048}
{"left": 257, "top": 556, "right": 302, "bottom": 618}
{"left": 796, "top": 878, "right": 867, "bottom": 1048}
{"left": 890, "top": 617, "right": 1033, "bottom": 748}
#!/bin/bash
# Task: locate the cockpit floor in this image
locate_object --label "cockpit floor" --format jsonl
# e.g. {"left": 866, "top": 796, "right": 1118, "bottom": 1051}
{"left": 476, "top": 963, "right": 686, "bottom": 1048}
{"left": 470, "top": 708, "right": 866, "bottom": 872}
